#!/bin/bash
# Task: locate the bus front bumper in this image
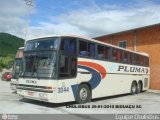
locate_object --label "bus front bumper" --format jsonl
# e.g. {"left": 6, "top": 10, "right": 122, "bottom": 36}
{"left": 17, "top": 89, "right": 57, "bottom": 103}
{"left": 10, "top": 79, "right": 18, "bottom": 92}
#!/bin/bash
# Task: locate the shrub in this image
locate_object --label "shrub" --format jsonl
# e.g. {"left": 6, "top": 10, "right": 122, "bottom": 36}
{"left": 0, "top": 66, "right": 2, "bottom": 72}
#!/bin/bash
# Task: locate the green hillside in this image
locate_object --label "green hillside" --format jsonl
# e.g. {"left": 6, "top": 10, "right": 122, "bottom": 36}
{"left": 0, "top": 33, "right": 24, "bottom": 70}
{"left": 0, "top": 33, "right": 24, "bottom": 56}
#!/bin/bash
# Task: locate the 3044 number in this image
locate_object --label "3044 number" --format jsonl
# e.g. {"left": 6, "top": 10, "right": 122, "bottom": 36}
{"left": 57, "top": 87, "right": 69, "bottom": 93}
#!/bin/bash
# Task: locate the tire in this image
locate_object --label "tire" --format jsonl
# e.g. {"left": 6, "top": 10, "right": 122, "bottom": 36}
{"left": 76, "top": 84, "right": 91, "bottom": 104}
{"left": 137, "top": 82, "right": 142, "bottom": 94}
{"left": 131, "top": 81, "right": 137, "bottom": 95}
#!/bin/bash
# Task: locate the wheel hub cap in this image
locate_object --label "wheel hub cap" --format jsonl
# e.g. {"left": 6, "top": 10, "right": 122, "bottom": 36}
{"left": 80, "top": 88, "right": 87, "bottom": 100}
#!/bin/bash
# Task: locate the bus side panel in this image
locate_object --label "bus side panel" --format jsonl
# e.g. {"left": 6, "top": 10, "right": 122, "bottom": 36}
{"left": 56, "top": 79, "right": 76, "bottom": 103}
{"left": 56, "top": 71, "right": 92, "bottom": 103}
{"left": 142, "top": 74, "right": 150, "bottom": 91}
{"left": 78, "top": 58, "right": 150, "bottom": 99}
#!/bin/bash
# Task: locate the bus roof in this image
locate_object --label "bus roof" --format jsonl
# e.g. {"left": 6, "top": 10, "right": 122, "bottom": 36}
{"left": 27, "top": 35, "right": 149, "bottom": 57}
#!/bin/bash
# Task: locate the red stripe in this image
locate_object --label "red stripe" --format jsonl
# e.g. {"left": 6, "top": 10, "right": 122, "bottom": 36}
{"left": 78, "top": 61, "right": 106, "bottom": 79}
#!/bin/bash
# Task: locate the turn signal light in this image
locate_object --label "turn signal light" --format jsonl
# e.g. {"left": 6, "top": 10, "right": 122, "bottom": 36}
{"left": 47, "top": 86, "right": 52, "bottom": 90}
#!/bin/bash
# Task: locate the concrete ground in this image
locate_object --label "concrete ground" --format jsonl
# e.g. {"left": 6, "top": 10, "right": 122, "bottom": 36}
{"left": 0, "top": 79, "right": 160, "bottom": 114}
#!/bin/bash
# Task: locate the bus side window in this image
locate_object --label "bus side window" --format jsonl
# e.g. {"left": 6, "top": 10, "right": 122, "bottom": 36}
{"left": 140, "top": 56, "right": 145, "bottom": 65}
{"left": 129, "top": 52, "right": 132, "bottom": 64}
{"left": 145, "top": 57, "right": 149, "bottom": 67}
{"left": 60, "top": 38, "right": 76, "bottom": 55}
{"left": 117, "top": 50, "right": 122, "bottom": 62}
{"left": 104, "top": 47, "right": 110, "bottom": 60}
{"left": 70, "top": 40, "right": 76, "bottom": 55}
{"left": 136, "top": 55, "right": 140, "bottom": 65}
{"left": 79, "top": 41, "right": 88, "bottom": 56}
{"left": 124, "top": 51, "right": 129, "bottom": 63}
{"left": 97, "top": 45, "right": 105, "bottom": 59}
{"left": 88, "top": 43, "right": 95, "bottom": 58}
{"left": 112, "top": 48, "right": 117, "bottom": 61}
{"left": 132, "top": 54, "right": 136, "bottom": 64}
{"left": 124, "top": 52, "right": 132, "bottom": 64}
{"left": 147, "top": 57, "right": 149, "bottom": 67}
{"left": 112, "top": 48, "right": 122, "bottom": 62}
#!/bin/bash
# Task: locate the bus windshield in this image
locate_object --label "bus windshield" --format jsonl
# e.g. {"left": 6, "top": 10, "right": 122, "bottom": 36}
{"left": 12, "top": 47, "right": 24, "bottom": 79}
{"left": 22, "top": 51, "right": 56, "bottom": 79}
{"left": 22, "top": 37, "right": 60, "bottom": 79}
{"left": 23, "top": 51, "right": 56, "bottom": 78}
{"left": 12, "top": 59, "right": 23, "bottom": 78}
{"left": 25, "top": 37, "right": 60, "bottom": 51}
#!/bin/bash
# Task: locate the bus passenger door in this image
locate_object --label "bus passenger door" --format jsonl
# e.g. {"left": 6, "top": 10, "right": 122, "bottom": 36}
{"left": 57, "top": 37, "right": 77, "bottom": 102}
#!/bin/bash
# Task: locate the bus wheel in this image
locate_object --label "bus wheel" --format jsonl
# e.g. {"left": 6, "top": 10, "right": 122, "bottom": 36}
{"left": 137, "top": 81, "right": 142, "bottom": 94}
{"left": 76, "top": 84, "right": 91, "bottom": 104}
{"left": 131, "top": 81, "right": 137, "bottom": 95}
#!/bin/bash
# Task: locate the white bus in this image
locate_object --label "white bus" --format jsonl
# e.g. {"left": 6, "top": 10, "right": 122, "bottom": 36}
{"left": 10, "top": 47, "right": 24, "bottom": 92}
{"left": 17, "top": 35, "right": 150, "bottom": 104}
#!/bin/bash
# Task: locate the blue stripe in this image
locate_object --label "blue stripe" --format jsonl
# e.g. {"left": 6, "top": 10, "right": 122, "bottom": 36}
{"left": 71, "top": 65, "right": 101, "bottom": 99}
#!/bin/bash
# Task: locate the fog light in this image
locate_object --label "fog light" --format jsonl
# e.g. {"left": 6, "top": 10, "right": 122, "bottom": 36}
{"left": 17, "top": 90, "right": 22, "bottom": 95}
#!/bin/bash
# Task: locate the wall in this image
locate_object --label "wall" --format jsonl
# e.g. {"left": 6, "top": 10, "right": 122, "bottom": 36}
{"left": 136, "top": 25, "right": 160, "bottom": 89}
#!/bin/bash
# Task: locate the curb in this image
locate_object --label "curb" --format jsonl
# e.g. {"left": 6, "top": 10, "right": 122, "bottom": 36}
{"left": 147, "top": 89, "right": 160, "bottom": 94}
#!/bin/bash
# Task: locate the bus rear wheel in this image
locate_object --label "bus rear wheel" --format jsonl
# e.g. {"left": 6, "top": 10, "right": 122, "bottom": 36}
{"left": 76, "top": 84, "right": 91, "bottom": 104}
{"left": 137, "top": 81, "right": 142, "bottom": 94}
{"left": 131, "top": 81, "right": 137, "bottom": 95}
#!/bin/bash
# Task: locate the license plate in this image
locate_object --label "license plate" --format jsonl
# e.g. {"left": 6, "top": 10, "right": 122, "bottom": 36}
{"left": 27, "top": 91, "right": 34, "bottom": 96}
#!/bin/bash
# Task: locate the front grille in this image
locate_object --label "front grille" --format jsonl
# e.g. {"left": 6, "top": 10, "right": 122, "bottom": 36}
{"left": 17, "top": 84, "right": 53, "bottom": 93}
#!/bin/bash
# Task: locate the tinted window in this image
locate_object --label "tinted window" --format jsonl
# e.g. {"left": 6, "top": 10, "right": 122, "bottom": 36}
{"left": 136, "top": 55, "right": 140, "bottom": 64}
{"left": 132, "top": 54, "right": 136, "bottom": 64}
{"left": 25, "top": 41, "right": 35, "bottom": 51}
{"left": 140, "top": 56, "right": 145, "bottom": 65}
{"left": 12, "top": 59, "right": 23, "bottom": 77}
{"left": 25, "top": 38, "right": 60, "bottom": 51}
{"left": 79, "top": 41, "right": 88, "bottom": 56}
{"left": 60, "top": 37, "right": 76, "bottom": 55}
{"left": 88, "top": 43, "right": 95, "bottom": 57}
{"left": 59, "top": 38, "right": 77, "bottom": 78}
{"left": 97, "top": 45, "right": 110, "bottom": 60}
{"left": 97, "top": 45, "right": 105, "bottom": 59}
{"left": 23, "top": 51, "right": 56, "bottom": 78}
{"left": 79, "top": 40, "right": 96, "bottom": 58}
{"left": 112, "top": 48, "right": 122, "bottom": 62}
{"left": 117, "top": 50, "right": 122, "bottom": 62}
{"left": 129, "top": 52, "right": 132, "bottom": 63}
{"left": 104, "top": 47, "right": 110, "bottom": 60}
{"left": 37, "top": 52, "right": 56, "bottom": 78}
{"left": 145, "top": 57, "right": 149, "bottom": 67}
{"left": 37, "top": 40, "right": 55, "bottom": 49}
{"left": 124, "top": 51, "right": 131, "bottom": 63}
{"left": 112, "top": 48, "right": 117, "bottom": 61}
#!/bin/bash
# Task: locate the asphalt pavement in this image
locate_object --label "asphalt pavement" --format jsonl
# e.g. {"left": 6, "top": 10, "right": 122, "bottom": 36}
{"left": 0, "top": 79, "right": 160, "bottom": 115}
